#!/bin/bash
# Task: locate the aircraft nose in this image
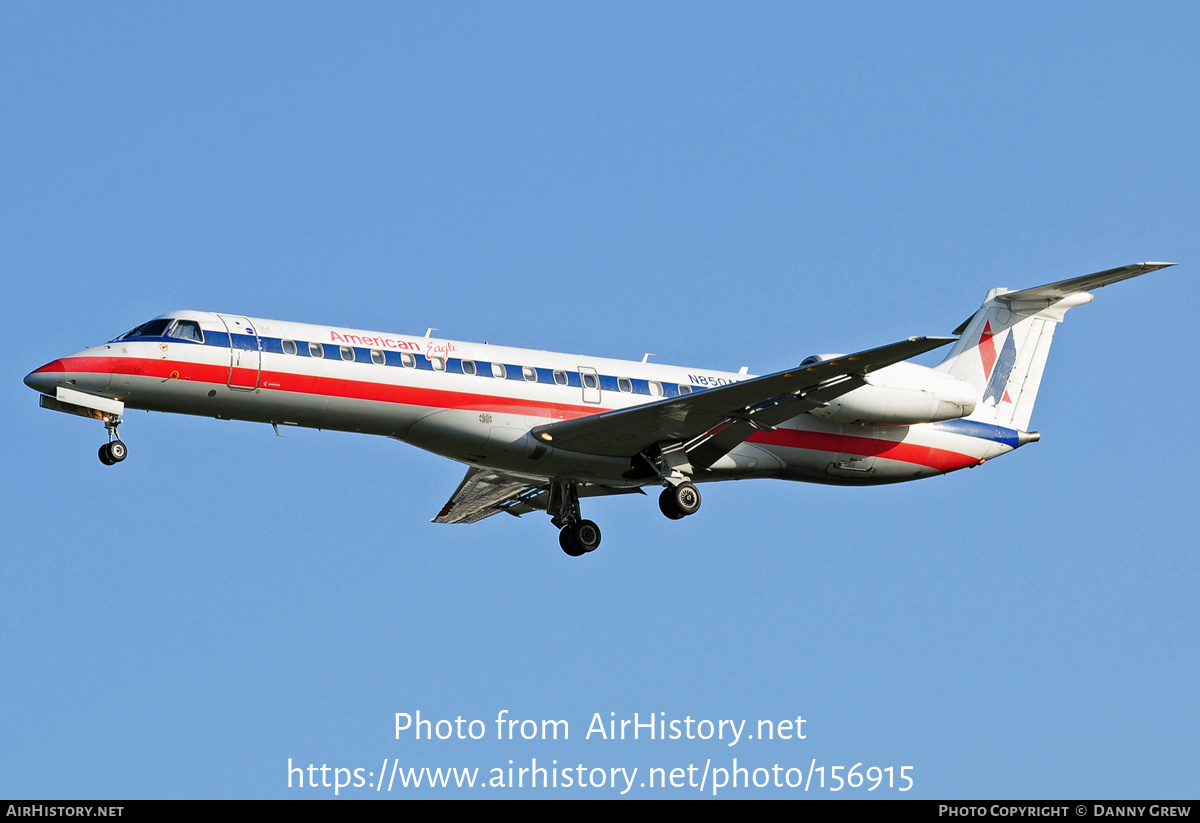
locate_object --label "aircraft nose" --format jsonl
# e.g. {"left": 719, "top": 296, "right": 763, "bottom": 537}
{"left": 24, "top": 359, "right": 66, "bottom": 394}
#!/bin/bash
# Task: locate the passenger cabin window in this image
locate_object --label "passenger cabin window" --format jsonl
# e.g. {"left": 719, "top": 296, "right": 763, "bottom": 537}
{"left": 340, "top": 346, "right": 355, "bottom": 362}
{"left": 582, "top": 372, "right": 598, "bottom": 390}
{"left": 431, "top": 356, "right": 445, "bottom": 371}
{"left": 492, "top": 363, "right": 507, "bottom": 379}
{"left": 282, "top": 340, "right": 298, "bottom": 356}
{"left": 401, "top": 353, "right": 416, "bottom": 368}
{"left": 553, "top": 370, "right": 567, "bottom": 386}
{"left": 167, "top": 320, "right": 204, "bottom": 343}
{"left": 309, "top": 342, "right": 324, "bottom": 358}
{"left": 618, "top": 377, "right": 633, "bottom": 393}
{"left": 370, "top": 349, "right": 385, "bottom": 365}
{"left": 677, "top": 384, "right": 692, "bottom": 395}
{"left": 649, "top": 381, "right": 663, "bottom": 397}
{"left": 462, "top": 360, "right": 477, "bottom": 376}
{"left": 523, "top": 366, "right": 537, "bottom": 382}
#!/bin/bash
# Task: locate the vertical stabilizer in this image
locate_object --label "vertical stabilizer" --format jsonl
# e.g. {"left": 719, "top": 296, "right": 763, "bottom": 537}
{"left": 935, "top": 263, "right": 1175, "bottom": 431}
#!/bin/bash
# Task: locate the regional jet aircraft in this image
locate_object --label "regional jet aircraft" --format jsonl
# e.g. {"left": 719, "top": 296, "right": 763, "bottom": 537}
{"left": 24, "top": 263, "right": 1174, "bottom": 556}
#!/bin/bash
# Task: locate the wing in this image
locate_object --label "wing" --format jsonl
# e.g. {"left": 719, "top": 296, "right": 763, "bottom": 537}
{"left": 530, "top": 336, "right": 955, "bottom": 466}
{"left": 432, "top": 467, "right": 645, "bottom": 524}
{"left": 432, "top": 467, "right": 539, "bottom": 524}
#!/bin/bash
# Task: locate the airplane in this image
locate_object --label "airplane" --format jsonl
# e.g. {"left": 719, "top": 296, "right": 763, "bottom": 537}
{"left": 24, "top": 262, "right": 1175, "bottom": 557}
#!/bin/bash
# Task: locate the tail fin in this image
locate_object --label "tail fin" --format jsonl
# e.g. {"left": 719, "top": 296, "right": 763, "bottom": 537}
{"left": 935, "top": 262, "right": 1175, "bottom": 431}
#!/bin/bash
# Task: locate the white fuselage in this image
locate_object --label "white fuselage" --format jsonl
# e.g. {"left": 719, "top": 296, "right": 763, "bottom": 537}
{"left": 25, "top": 310, "right": 1023, "bottom": 489}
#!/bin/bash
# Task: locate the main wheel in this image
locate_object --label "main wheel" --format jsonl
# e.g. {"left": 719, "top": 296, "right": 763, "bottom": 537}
{"left": 658, "top": 487, "right": 686, "bottom": 520}
{"left": 559, "top": 528, "right": 585, "bottom": 557}
{"left": 671, "top": 482, "right": 701, "bottom": 516}
{"left": 566, "top": 519, "right": 602, "bottom": 554}
{"left": 98, "top": 444, "right": 115, "bottom": 466}
{"left": 108, "top": 440, "right": 128, "bottom": 462}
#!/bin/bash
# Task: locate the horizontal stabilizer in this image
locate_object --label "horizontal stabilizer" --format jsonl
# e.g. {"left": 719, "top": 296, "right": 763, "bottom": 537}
{"left": 998, "top": 262, "right": 1175, "bottom": 303}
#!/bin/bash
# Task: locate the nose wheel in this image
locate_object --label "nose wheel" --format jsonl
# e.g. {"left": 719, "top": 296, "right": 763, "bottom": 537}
{"left": 97, "top": 416, "right": 127, "bottom": 466}
{"left": 99, "top": 440, "right": 128, "bottom": 465}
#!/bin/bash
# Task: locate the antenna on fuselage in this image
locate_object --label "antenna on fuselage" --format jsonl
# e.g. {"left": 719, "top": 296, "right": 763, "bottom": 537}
{"left": 642, "top": 353, "right": 654, "bottom": 363}
{"left": 425, "top": 328, "right": 437, "bottom": 338}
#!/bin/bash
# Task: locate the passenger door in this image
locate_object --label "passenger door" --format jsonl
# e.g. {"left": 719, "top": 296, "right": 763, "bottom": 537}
{"left": 217, "top": 315, "right": 262, "bottom": 391}
{"left": 579, "top": 366, "right": 601, "bottom": 404}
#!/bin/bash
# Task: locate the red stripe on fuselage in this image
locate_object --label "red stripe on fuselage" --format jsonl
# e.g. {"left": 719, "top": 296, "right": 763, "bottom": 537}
{"left": 747, "top": 428, "right": 980, "bottom": 472}
{"left": 56, "top": 355, "right": 609, "bottom": 420}
{"left": 31, "top": 359, "right": 67, "bottom": 374}
{"left": 56, "top": 355, "right": 982, "bottom": 471}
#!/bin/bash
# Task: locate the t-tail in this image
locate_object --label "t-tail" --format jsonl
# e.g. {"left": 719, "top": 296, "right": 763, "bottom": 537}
{"left": 935, "top": 262, "right": 1176, "bottom": 432}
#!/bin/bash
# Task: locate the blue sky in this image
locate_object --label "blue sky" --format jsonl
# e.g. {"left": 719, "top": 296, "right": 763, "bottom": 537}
{"left": 2, "top": 2, "right": 1196, "bottom": 798}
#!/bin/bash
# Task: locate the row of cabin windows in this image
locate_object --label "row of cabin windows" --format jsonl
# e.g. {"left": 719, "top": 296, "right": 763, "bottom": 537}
{"left": 274, "top": 338, "right": 690, "bottom": 396}
{"left": 120, "top": 321, "right": 695, "bottom": 397}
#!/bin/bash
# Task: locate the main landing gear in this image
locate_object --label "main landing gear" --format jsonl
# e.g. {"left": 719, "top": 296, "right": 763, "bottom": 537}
{"left": 97, "top": 416, "right": 128, "bottom": 466}
{"left": 658, "top": 481, "right": 701, "bottom": 521}
{"left": 547, "top": 482, "right": 602, "bottom": 558}
{"left": 547, "top": 479, "right": 703, "bottom": 557}
{"left": 558, "top": 520, "right": 602, "bottom": 557}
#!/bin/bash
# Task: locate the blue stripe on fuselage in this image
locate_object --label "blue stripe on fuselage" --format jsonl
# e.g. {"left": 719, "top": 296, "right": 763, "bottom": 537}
{"left": 119, "top": 328, "right": 704, "bottom": 397}
{"left": 930, "top": 418, "right": 1021, "bottom": 448}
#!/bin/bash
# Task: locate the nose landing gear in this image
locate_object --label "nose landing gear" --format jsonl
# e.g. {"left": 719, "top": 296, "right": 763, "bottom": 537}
{"left": 98, "top": 440, "right": 127, "bottom": 465}
{"left": 97, "top": 417, "right": 128, "bottom": 466}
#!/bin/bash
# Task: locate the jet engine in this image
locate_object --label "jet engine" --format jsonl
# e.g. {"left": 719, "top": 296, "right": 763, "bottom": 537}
{"left": 806, "top": 360, "right": 976, "bottom": 425}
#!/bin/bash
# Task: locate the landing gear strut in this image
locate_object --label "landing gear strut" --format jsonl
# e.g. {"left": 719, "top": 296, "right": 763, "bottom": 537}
{"left": 548, "top": 481, "right": 602, "bottom": 557}
{"left": 97, "top": 416, "right": 127, "bottom": 466}
{"left": 659, "top": 481, "right": 701, "bottom": 520}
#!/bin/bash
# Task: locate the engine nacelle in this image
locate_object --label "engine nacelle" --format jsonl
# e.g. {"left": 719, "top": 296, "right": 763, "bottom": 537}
{"left": 808, "top": 361, "right": 976, "bottom": 425}
{"left": 801, "top": 353, "right": 846, "bottom": 366}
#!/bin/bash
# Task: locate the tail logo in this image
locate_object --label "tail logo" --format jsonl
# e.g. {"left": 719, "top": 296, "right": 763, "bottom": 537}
{"left": 978, "top": 321, "right": 1015, "bottom": 406}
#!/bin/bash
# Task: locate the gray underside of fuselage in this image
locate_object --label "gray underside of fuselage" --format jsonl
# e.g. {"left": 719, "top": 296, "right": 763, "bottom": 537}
{"left": 87, "top": 374, "right": 960, "bottom": 490}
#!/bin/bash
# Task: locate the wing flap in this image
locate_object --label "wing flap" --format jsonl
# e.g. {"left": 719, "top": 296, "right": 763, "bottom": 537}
{"left": 531, "top": 336, "right": 954, "bottom": 460}
{"left": 432, "top": 468, "right": 648, "bottom": 524}
{"left": 432, "top": 467, "right": 539, "bottom": 524}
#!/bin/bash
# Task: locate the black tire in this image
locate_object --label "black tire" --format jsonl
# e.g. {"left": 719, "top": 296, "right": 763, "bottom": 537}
{"left": 671, "top": 482, "right": 702, "bottom": 516}
{"left": 98, "top": 444, "right": 114, "bottom": 466}
{"left": 658, "top": 487, "right": 686, "bottom": 520}
{"left": 108, "top": 440, "right": 127, "bottom": 462}
{"left": 560, "top": 527, "right": 585, "bottom": 557}
{"left": 568, "top": 520, "right": 602, "bottom": 554}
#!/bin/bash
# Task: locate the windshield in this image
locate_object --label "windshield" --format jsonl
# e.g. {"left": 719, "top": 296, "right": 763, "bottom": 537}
{"left": 111, "top": 319, "right": 173, "bottom": 342}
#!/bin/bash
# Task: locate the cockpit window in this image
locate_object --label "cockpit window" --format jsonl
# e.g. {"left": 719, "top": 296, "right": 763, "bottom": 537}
{"left": 115, "top": 319, "right": 173, "bottom": 341}
{"left": 167, "top": 320, "right": 204, "bottom": 343}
